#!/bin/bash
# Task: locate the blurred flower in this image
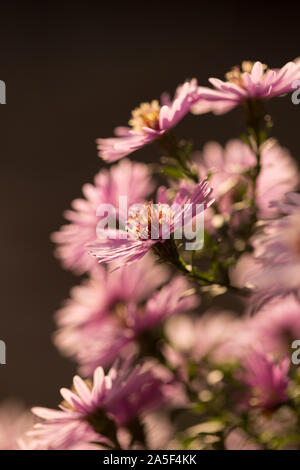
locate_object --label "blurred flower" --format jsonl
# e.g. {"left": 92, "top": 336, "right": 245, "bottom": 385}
{"left": 54, "top": 256, "right": 198, "bottom": 375}
{"left": 229, "top": 253, "right": 259, "bottom": 289}
{"left": 250, "top": 296, "right": 300, "bottom": 357}
{"left": 0, "top": 401, "right": 34, "bottom": 450}
{"left": 30, "top": 360, "right": 165, "bottom": 450}
{"left": 256, "top": 140, "right": 299, "bottom": 218}
{"left": 97, "top": 80, "right": 199, "bottom": 162}
{"left": 163, "top": 310, "right": 246, "bottom": 374}
{"left": 87, "top": 179, "right": 213, "bottom": 268}
{"left": 192, "top": 60, "right": 300, "bottom": 115}
{"left": 193, "top": 139, "right": 299, "bottom": 230}
{"left": 143, "top": 411, "right": 176, "bottom": 450}
{"left": 242, "top": 351, "right": 289, "bottom": 411}
{"left": 248, "top": 192, "right": 300, "bottom": 300}
{"left": 225, "top": 428, "right": 262, "bottom": 450}
{"left": 252, "top": 405, "right": 298, "bottom": 449}
{"left": 52, "top": 159, "right": 154, "bottom": 274}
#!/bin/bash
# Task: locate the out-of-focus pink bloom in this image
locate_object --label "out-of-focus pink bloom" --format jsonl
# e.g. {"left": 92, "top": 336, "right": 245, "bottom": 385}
{"left": 97, "top": 80, "right": 199, "bottom": 162}
{"left": 0, "top": 401, "right": 34, "bottom": 450}
{"left": 229, "top": 253, "right": 260, "bottom": 289}
{"left": 193, "top": 139, "right": 299, "bottom": 230}
{"left": 163, "top": 310, "right": 248, "bottom": 373}
{"left": 251, "top": 296, "right": 300, "bottom": 357}
{"left": 51, "top": 159, "right": 154, "bottom": 274}
{"left": 87, "top": 179, "right": 213, "bottom": 269}
{"left": 225, "top": 428, "right": 262, "bottom": 450}
{"left": 242, "top": 351, "right": 289, "bottom": 411}
{"left": 256, "top": 141, "right": 300, "bottom": 218}
{"left": 143, "top": 411, "right": 175, "bottom": 450}
{"left": 30, "top": 360, "right": 165, "bottom": 450}
{"left": 248, "top": 193, "right": 300, "bottom": 299}
{"left": 194, "top": 140, "right": 253, "bottom": 228}
{"left": 192, "top": 60, "right": 300, "bottom": 115}
{"left": 55, "top": 257, "right": 198, "bottom": 375}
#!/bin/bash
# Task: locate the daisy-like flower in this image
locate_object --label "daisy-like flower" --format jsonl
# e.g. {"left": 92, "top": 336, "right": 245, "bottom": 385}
{"left": 192, "top": 60, "right": 300, "bottom": 115}
{"left": 87, "top": 179, "right": 213, "bottom": 269}
{"left": 248, "top": 192, "right": 300, "bottom": 300}
{"left": 242, "top": 351, "right": 289, "bottom": 411}
{"left": 29, "top": 360, "right": 165, "bottom": 450}
{"left": 54, "top": 256, "right": 198, "bottom": 375}
{"left": 97, "top": 79, "right": 199, "bottom": 162}
{"left": 193, "top": 138, "right": 299, "bottom": 230}
{"left": 51, "top": 159, "right": 154, "bottom": 274}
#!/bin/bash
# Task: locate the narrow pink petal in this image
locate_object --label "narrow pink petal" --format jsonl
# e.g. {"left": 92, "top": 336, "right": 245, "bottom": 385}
{"left": 251, "top": 62, "right": 263, "bottom": 83}
{"left": 73, "top": 376, "right": 92, "bottom": 404}
{"left": 31, "top": 407, "right": 66, "bottom": 420}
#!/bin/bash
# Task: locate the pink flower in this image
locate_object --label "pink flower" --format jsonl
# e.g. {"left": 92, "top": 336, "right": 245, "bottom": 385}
{"left": 193, "top": 139, "right": 299, "bottom": 231}
{"left": 162, "top": 310, "right": 253, "bottom": 382}
{"left": 54, "top": 256, "right": 198, "bottom": 375}
{"left": 255, "top": 140, "right": 299, "bottom": 219}
{"left": 87, "top": 179, "right": 213, "bottom": 268}
{"left": 0, "top": 401, "right": 34, "bottom": 450}
{"left": 192, "top": 60, "right": 300, "bottom": 115}
{"left": 165, "top": 310, "right": 243, "bottom": 363}
{"left": 225, "top": 428, "right": 262, "bottom": 450}
{"left": 249, "top": 193, "right": 300, "bottom": 299}
{"left": 253, "top": 296, "right": 300, "bottom": 357}
{"left": 30, "top": 360, "right": 165, "bottom": 450}
{"left": 51, "top": 159, "right": 154, "bottom": 274}
{"left": 242, "top": 351, "right": 289, "bottom": 411}
{"left": 97, "top": 80, "right": 199, "bottom": 162}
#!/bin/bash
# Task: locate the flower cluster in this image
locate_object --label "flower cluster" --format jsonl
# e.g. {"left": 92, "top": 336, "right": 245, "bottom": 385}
{"left": 4, "top": 59, "right": 300, "bottom": 450}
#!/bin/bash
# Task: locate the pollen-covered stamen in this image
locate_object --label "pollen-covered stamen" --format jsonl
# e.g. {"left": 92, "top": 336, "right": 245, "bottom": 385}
{"left": 225, "top": 61, "right": 268, "bottom": 87}
{"left": 129, "top": 100, "right": 161, "bottom": 133}
{"left": 126, "top": 203, "right": 175, "bottom": 240}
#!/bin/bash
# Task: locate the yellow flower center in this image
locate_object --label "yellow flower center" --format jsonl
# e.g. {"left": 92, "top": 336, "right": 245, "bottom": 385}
{"left": 225, "top": 61, "right": 268, "bottom": 87}
{"left": 61, "top": 379, "right": 93, "bottom": 411}
{"left": 129, "top": 100, "right": 161, "bottom": 133}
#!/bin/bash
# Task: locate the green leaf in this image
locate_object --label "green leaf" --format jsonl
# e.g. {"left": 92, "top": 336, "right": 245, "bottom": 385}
{"left": 162, "top": 166, "right": 184, "bottom": 179}
{"left": 240, "top": 133, "right": 252, "bottom": 147}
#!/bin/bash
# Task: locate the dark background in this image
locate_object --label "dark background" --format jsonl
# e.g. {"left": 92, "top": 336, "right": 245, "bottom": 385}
{"left": 0, "top": 1, "right": 299, "bottom": 408}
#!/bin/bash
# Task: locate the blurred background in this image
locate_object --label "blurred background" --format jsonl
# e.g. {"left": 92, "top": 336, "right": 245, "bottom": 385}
{"left": 0, "top": 1, "right": 299, "bottom": 408}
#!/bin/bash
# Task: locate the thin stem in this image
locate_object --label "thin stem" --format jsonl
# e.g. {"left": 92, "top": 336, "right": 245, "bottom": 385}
{"left": 242, "top": 99, "right": 270, "bottom": 226}
{"left": 157, "top": 131, "right": 198, "bottom": 182}
{"left": 152, "top": 240, "right": 249, "bottom": 297}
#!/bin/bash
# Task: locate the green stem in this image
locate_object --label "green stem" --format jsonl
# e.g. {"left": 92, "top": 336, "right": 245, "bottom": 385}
{"left": 157, "top": 131, "right": 198, "bottom": 182}
{"left": 242, "top": 99, "right": 269, "bottom": 226}
{"left": 153, "top": 240, "right": 249, "bottom": 297}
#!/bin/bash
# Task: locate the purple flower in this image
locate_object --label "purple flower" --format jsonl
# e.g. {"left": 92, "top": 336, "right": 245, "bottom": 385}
{"left": 164, "top": 310, "right": 243, "bottom": 363}
{"left": 87, "top": 179, "right": 213, "bottom": 269}
{"left": 97, "top": 80, "right": 199, "bottom": 162}
{"left": 242, "top": 351, "right": 289, "bottom": 411}
{"left": 30, "top": 360, "right": 165, "bottom": 449}
{"left": 51, "top": 159, "right": 154, "bottom": 274}
{"left": 192, "top": 60, "right": 300, "bottom": 115}
{"left": 54, "top": 255, "right": 198, "bottom": 375}
{"left": 253, "top": 296, "right": 300, "bottom": 357}
{"left": 193, "top": 139, "right": 298, "bottom": 231}
{"left": 248, "top": 193, "right": 300, "bottom": 300}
